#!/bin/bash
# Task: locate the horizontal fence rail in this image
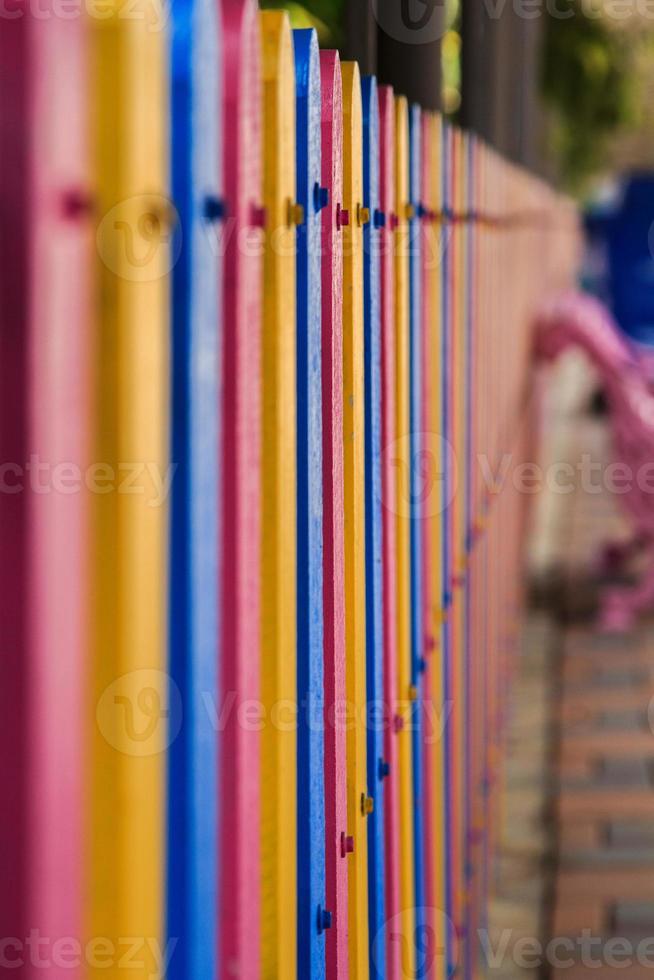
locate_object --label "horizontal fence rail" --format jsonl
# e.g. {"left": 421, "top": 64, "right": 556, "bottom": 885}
{"left": 0, "top": 3, "right": 579, "bottom": 979}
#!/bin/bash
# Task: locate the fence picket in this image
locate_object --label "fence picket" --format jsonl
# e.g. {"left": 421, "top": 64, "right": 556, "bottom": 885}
{"left": 320, "top": 49, "right": 349, "bottom": 980}
{"left": 0, "top": 9, "right": 91, "bottom": 970}
{"left": 394, "top": 93, "right": 417, "bottom": 979}
{"left": 361, "top": 73, "right": 386, "bottom": 980}
{"left": 167, "top": 0, "right": 221, "bottom": 972}
{"left": 219, "top": 2, "right": 263, "bottom": 974}
{"left": 294, "top": 26, "right": 327, "bottom": 980}
{"left": 87, "top": 3, "right": 170, "bottom": 975}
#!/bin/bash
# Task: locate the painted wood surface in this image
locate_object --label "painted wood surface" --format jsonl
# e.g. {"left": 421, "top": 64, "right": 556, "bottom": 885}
{"left": 86, "top": 0, "right": 170, "bottom": 975}
{"left": 30, "top": 17, "right": 92, "bottom": 972}
{"left": 440, "top": 120, "right": 455, "bottom": 977}
{"left": 219, "top": 1, "right": 262, "bottom": 975}
{"left": 452, "top": 129, "right": 468, "bottom": 960}
{"left": 421, "top": 110, "right": 448, "bottom": 980}
{"left": 0, "top": 7, "right": 91, "bottom": 973}
{"left": 463, "top": 133, "right": 476, "bottom": 980}
{"left": 0, "top": 13, "right": 30, "bottom": 953}
{"left": 361, "top": 73, "right": 386, "bottom": 980}
{"left": 342, "top": 59, "right": 370, "bottom": 980}
{"left": 394, "top": 93, "right": 417, "bottom": 979}
{"left": 260, "top": 11, "right": 298, "bottom": 978}
{"left": 167, "top": 0, "right": 221, "bottom": 972}
{"left": 377, "top": 84, "right": 402, "bottom": 980}
{"left": 294, "top": 27, "right": 327, "bottom": 980}
{"left": 408, "top": 102, "right": 426, "bottom": 942}
{"left": 320, "top": 49, "right": 349, "bottom": 980}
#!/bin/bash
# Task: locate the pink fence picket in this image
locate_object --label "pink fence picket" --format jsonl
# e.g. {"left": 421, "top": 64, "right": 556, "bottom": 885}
{"left": 320, "top": 48, "right": 349, "bottom": 980}
{"left": 0, "top": 8, "right": 91, "bottom": 971}
{"left": 219, "top": 1, "right": 263, "bottom": 975}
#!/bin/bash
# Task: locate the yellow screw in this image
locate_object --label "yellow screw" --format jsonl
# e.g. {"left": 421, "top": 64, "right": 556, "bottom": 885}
{"left": 287, "top": 200, "right": 305, "bottom": 227}
{"left": 357, "top": 204, "right": 370, "bottom": 226}
{"left": 361, "top": 794, "right": 374, "bottom": 816}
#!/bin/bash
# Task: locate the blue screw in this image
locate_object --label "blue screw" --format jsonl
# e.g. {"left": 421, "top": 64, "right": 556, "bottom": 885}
{"left": 373, "top": 208, "right": 386, "bottom": 229}
{"left": 317, "top": 907, "right": 333, "bottom": 934}
{"left": 203, "top": 195, "right": 225, "bottom": 222}
{"left": 378, "top": 759, "right": 391, "bottom": 780}
{"left": 314, "top": 184, "right": 329, "bottom": 213}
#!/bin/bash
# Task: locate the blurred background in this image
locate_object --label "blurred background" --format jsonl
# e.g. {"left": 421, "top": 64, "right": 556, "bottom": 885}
{"left": 259, "top": 0, "right": 654, "bottom": 195}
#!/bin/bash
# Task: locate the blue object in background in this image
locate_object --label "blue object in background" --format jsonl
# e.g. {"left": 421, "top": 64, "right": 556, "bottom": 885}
{"left": 584, "top": 172, "right": 654, "bottom": 347}
{"left": 362, "top": 73, "right": 386, "bottom": 979}
{"left": 167, "top": 0, "right": 221, "bottom": 975}
{"left": 607, "top": 174, "right": 654, "bottom": 346}
{"left": 294, "top": 28, "right": 327, "bottom": 980}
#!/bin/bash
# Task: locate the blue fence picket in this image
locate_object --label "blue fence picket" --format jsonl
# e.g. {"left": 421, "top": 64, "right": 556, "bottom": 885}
{"left": 361, "top": 73, "right": 386, "bottom": 980}
{"left": 294, "top": 27, "right": 327, "bottom": 980}
{"left": 167, "top": 0, "right": 221, "bottom": 973}
{"left": 409, "top": 102, "right": 426, "bottom": 930}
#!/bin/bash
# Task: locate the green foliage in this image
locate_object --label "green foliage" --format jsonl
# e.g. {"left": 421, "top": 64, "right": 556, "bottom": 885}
{"left": 541, "top": 0, "right": 634, "bottom": 189}
{"left": 259, "top": 0, "right": 345, "bottom": 46}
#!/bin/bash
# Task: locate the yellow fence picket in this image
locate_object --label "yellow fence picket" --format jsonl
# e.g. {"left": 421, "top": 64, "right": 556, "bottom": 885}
{"left": 394, "top": 93, "right": 416, "bottom": 979}
{"left": 341, "top": 60, "right": 370, "bottom": 979}
{"left": 260, "top": 10, "right": 298, "bottom": 979}
{"left": 87, "top": 3, "right": 170, "bottom": 978}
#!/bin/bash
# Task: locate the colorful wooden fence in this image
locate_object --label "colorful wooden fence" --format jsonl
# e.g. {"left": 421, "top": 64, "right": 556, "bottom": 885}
{"left": 0, "top": 6, "right": 579, "bottom": 979}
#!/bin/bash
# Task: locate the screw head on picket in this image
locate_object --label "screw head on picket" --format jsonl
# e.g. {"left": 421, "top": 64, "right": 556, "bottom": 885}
{"left": 202, "top": 194, "right": 225, "bottom": 222}
{"left": 336, "top": 203, "right": 349, "bottom": 229}
{"left": 341, "top": 833, "right": 355, "bottom": 857}
{"left": 287, "top": 199, "right": 305, "bottom": 226}
{"left": 61, "top": 187, "right": 93, "bottom": 219}
{"left": 378, "top": 759, "right": 391, "bottom": 780}
{"left": 317, "top": 906, "right": 333, "bottom": 933}
{"left": 357, "top": 203, "right": 370, "bottom": 225}
{"left": 373, "top": 208, "right": 386, "bottom": 228}
{"left": 361, "top": 793, "right": 374, "bottom": 816}
{"left": 250, "top": 203, "right": 267, "bottom": 228}
{"left": 313, "top": 183, "right": 329, "bottom": 212}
